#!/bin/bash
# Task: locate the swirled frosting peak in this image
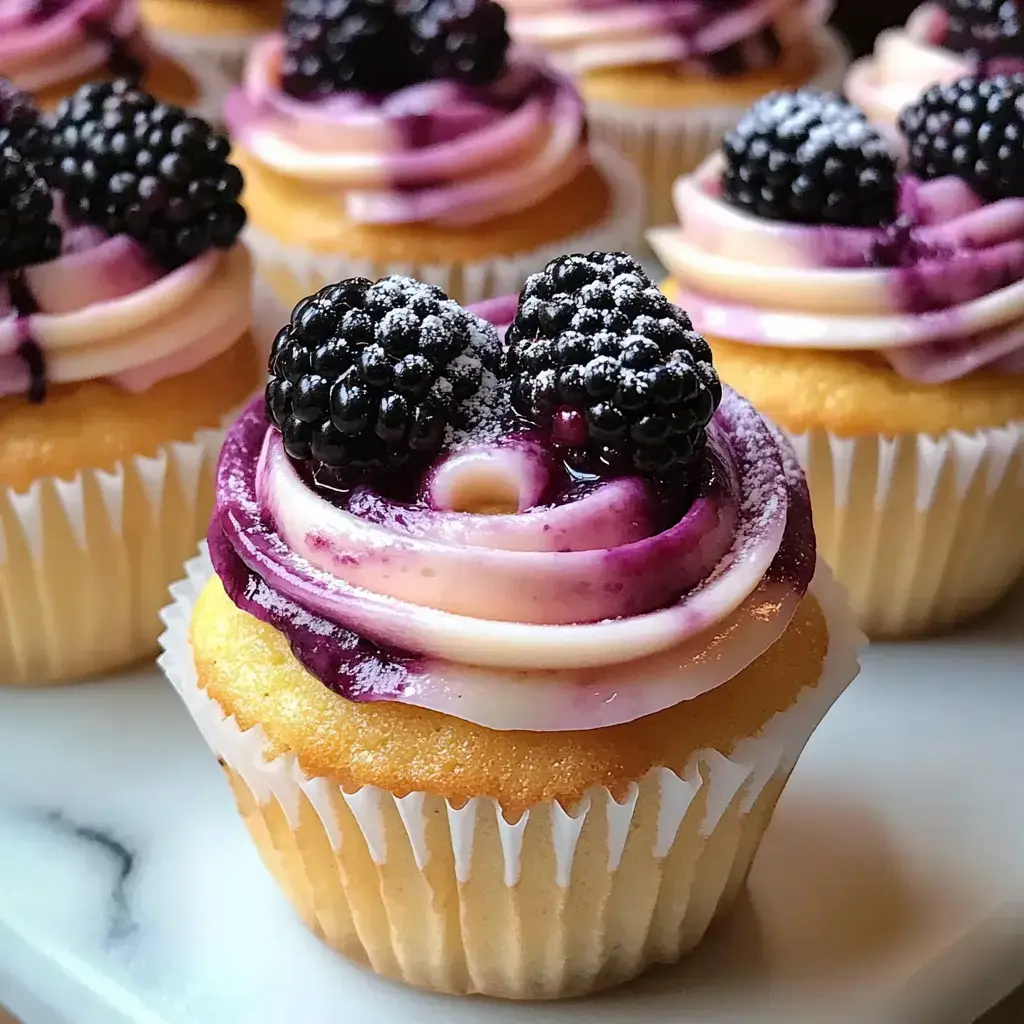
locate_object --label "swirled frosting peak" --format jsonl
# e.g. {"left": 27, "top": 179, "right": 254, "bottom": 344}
{"left": 0, "top": 0, "right": 142, "bottom": 91}
{"left": 209, "top": 294, "right": 817, "bottom": 732}
{"left": 845, "top": 2, "right": 1024, "bottom": 128}
{"left": 502, "top": 0, "right": 831, "bottom": 75}
{"left": 649, "top": 155, "right": 1024, "bottom": 382}
{"left": 224, "top": 36, "right": 591, "bottom": 226}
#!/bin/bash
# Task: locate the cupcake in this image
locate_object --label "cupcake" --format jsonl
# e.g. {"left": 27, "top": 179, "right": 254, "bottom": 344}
{"left": 650, "top": 83, "right": 1024, "bottom": 638}
{"left": 502, "top": 0, "right": 849, "bottom": 235}
{"left": 0, "top": 80, "right": 258, "bottom": 686}
{"left": 846, "top": 1, "right": 1024, "bottom": 129}
{"left": 0, "top": 0, "right": 197, "bottom": 111}
{"left": 159, "top": 253, "right": 861, "bottom": 999}
{"left": 140, "top": 0, "right": 280, "bottom": 121}
{"left": 223, "top": 0, "right": 642, "bottom": 311}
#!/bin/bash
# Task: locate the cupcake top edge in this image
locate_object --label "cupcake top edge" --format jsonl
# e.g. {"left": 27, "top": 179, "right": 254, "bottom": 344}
{"left": 0, "top": 77, "right": 250, "bottom": 404}
{"left": 502, "top": 0, "right": 830, "bottom": 77}
{"left": 224, "top": 3, "right": 594, "bottom": 228}
{"left": 206, "top": 255, "right": 817, "bottom": 733}
{"left": 649, "top": 79, "right": 1024, "bottom": 383}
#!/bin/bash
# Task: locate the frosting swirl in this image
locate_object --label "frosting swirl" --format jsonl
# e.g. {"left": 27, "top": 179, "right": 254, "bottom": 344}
{"left": 224, "top": 37, "right": 591, "bottom": 227}
{"left": 0, "top": 0, "right": 143, "bottom": 91}
{"left": 502, "top": 0, "right": 831, "bottom": 75}
{"left": 649, "top": 155, "right": 1024, "bottom": 382}
{"left": 845, "top": 2, "right": 1024, "bottom": 128}
{"left": 0, "top": 234, "right": 252, "bottom": 397}
{"left": 208, "top": 308, "right": 816, "bottom": 732}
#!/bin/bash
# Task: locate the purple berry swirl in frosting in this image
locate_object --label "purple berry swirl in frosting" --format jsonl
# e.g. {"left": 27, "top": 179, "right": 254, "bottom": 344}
{"left": 224, "top": 36, "right": 593, "bottom": 227}
{"left": 649, "top": 83, "right": 1024, "bottom": 383}
{"left": 501, "top": 0, "right": 831, "bottom": 76}
{"left": 208, "top": 257, "right": 818, "bottom": 733}
{"left": 0, "top": 79, "right": 248, "bottom": 402}
{"left": 0, "top": 0, "right": 146, "bottom": 91}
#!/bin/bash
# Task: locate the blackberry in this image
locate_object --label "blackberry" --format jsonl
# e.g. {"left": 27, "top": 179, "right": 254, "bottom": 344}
{"left": 942, "top": 0, "right": 1024, "bottom": 59}
{"left": 404, "top": 0, "right": 510, "bottom": 87}
{"left": 282, "top": 0, "right": 411, "bottom": 97}
{"left": 266, "top": 275, "right": 501, "bottom": 473}
{"left": 0, "top": 148, "right": 62, "bottom": 275}
{"left": 0, "top": 79, "right": 47, "bottom": 168}
{"left": 722, "top": 88, "right": 898, "bottom": 227}
{"left": 505, "top": 253, "right": 721, "bottom": 483}
{"left": 45, "top": 80, "right": 246, "bottom": 268}
{"left": 899, "top": 75, "right": 1024, "bottom": 201}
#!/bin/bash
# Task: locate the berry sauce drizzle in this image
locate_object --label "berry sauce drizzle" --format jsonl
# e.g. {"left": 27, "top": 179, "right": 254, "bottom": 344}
{"left": 8, "top": 273, "right": 45, "bottom": 404}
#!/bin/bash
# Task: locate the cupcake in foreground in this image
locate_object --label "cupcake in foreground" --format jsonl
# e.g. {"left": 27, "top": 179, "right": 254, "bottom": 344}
{"left": 0, "top": 80, "right": 258, "bottom": 686}
{"left": 846, "top": 1, "right": 1024, "bottom": 128}
{"left": 223, "top": 0, "right": 642, "bottom": 310}
{"left": 159, "top": 253, "right": 860, "bottom": 999}
{"left": 140, "top": 0, "right": 281, "bottom": 121}
{"left": 0, "top": 0, "right": 197, "bottom": 111}
{"left": 650, "top": 82, "right": 1024, "bottom": 638}
{"left": 502, "top": 0, "right": 848, "bottom": 232}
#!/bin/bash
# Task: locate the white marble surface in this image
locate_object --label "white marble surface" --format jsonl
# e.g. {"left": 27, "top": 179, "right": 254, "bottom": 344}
{"left": 1, "top": 593, "right": 1023, "bottom": 1024}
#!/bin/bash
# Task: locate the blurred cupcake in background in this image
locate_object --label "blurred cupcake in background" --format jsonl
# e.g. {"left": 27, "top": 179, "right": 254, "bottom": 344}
{"left": 503, "top": 0, "right": 848, "bottom": 233}
{"left": 140, "top": 0, "right": 280, "bottom": 121}
{"left": 0, "top": 0, "right": 197, "bottom": 110}
{"left": 0, "top": 80, "right": 258, "bottom": 686}
{"left": 161, "top": 254, "right": 860, "bottom": 999}
{"left": 846, "top": 1, "right": 1024, "bottom": 129}
{"left": 224, "top": 0, "right": 642, "bottom": 309}
{"left": 651, "top": 82, "right": 1024, "bottom": 637}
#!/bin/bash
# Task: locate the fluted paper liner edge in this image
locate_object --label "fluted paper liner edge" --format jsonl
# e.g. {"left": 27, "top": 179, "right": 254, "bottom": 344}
{"left": 158, "top": 545, "right": 861, "bottom": 998}
{"left": 0, "top": 412, "right": 239, "bottom": 686}
{"left": 787, "top": 420, "right": 1024, "bottom": 637}
{"left": 243, "top": 144, "right": 645, "bottom": 309}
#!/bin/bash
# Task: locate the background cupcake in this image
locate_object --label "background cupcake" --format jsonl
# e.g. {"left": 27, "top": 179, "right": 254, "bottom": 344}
{"left": 502, "top": 0, "right": 848, "bottom": 236}
{"left": 160, "top": 256, "right": 861, "bottom": 999}
{"left": 140, "top": 0, "right": 281, "bottom": 121}
{"left": 0, "top": 0, "right": 197, "bottom": 111}
{"left": 224, "top": 0, "right": 642, "bottom": 310}
{"left": 651, "top": 83, "right": 1024, "bottom": 637}
{"left": 0, "top": 81, "right": 258, "bottom": 686}
{"left": 846, "top": 1, "right": 1024, "bottom": 129}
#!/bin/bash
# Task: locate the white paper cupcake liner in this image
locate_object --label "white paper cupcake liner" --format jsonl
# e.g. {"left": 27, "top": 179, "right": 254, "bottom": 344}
{"left": 145, "top": 28, "right": 256, "bottom": 123}
{"left": 158, "top": 546, "right": 861, "bottom": 999}
{"left": 587, "top": 27, "right": 850, "bottom": 239}
{"left": 243, "top": 144, "right": 645, "bottom": 310}
{"left": 787, "top": 421, "right": 1024, "bottom": 638}
{"left": 0, "top": 412, "right": 242, "bottom": 687}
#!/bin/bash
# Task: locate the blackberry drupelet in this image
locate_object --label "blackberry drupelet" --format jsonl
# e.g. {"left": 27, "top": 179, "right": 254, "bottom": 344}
{"left": 899, "top": 75, "right": 1024, "bottom": 201}
{"left": 505, "top": 253, "right": 722, "bottom": 483}
{"left": 282, "top": 0, "right": 412, "bottom": 97}
{"left": 0, "top": 147, "right": 62, "bottom": 275}
{"left": 722, "top": 88, "right": 898, "bottom": 228}
{"left": 266, "top": 276, "right": 501, "bottom": 472}
{"left": 942, "top": 0, "right": 1024, "bottom": 59}
{"left": 0, "top": 79, "right": 47, "bottom": 168}
{"left": 45, "top": 80, "right": 246, "bottom": 268}
{"left": 405, "top": 0, "right": 510, "bottom": 86}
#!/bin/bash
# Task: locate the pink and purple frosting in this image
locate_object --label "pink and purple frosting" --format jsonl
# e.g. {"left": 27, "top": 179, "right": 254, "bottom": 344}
{"left": 649, "top": 155, "right": 1024, "bottom": 382}
{"left": 207, "top": 301, "right": 817, "bottom": 733}
{"left": 0, "top": 225, "right": 251, "bottom": 400}
{"left": 224, "top": 37, "right": 593, "bottom": 227}
{"left": 846, "top": 3, "right": 1024, "bottom": 128}
{"left": 502, "top": 0, "right": 831, "bottom": 77}
{"left": 0, "top": 0, "right": 145, "bottom": 91}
